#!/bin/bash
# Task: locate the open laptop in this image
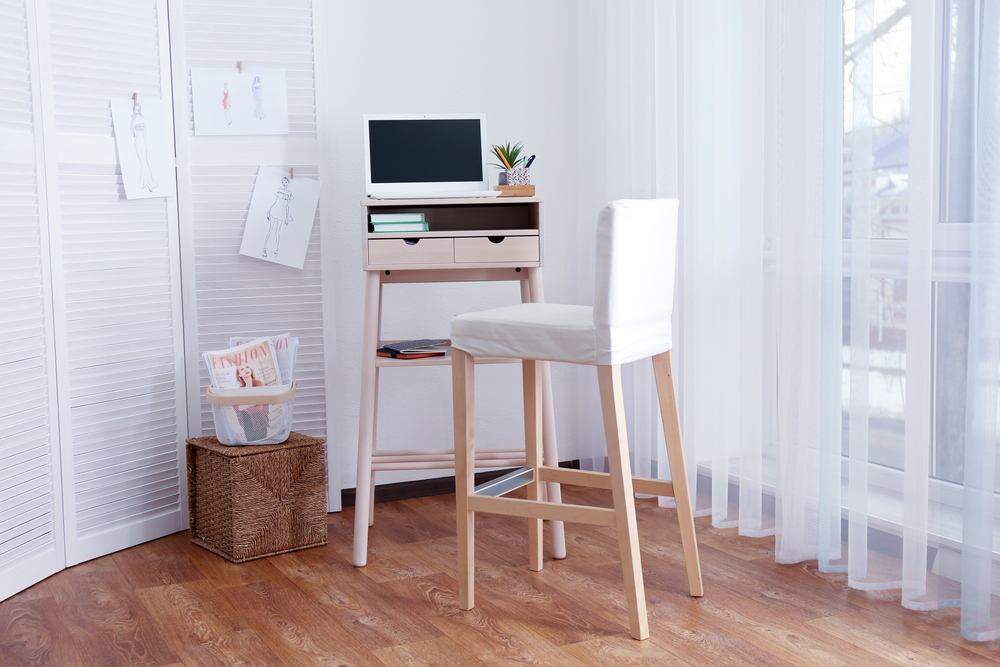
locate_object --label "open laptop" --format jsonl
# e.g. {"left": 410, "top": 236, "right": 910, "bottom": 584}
{"left": 364, "top": 113, "right": 501, "bottom": 199}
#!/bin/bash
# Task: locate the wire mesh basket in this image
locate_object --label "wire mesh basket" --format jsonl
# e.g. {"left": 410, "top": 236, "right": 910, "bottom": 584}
{"left": 206, "top": 380, "right": 296, "bottom": 446}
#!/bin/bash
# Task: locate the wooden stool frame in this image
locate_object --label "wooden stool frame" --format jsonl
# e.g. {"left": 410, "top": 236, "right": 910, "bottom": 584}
{"left": 453, "top": 348, "right": 703, "bottom": 641}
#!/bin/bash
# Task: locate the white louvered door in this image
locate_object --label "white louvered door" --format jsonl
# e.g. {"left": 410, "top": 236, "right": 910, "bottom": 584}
{"left": 33, "top": 0, "right": 187, "bottom": 564}
{"left": 169, "top": 0, "right": 339, "bottom": 510}
{"left": 0, "top": 0, "right": 65, "bottom": 599}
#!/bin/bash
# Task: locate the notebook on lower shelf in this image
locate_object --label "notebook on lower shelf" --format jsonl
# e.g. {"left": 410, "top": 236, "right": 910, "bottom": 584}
{"left": 376, "top": 347, "right": 446, "bottom": 359}
{"left": 377, "top": 339, "right": 448, "bottom": 359}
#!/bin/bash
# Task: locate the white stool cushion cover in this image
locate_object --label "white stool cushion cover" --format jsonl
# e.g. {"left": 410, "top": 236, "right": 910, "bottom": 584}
{"left": 451, "top": 198, "right": 679, "bottom": 366}
{"left": 451, "top": 303, "right": 597, "bottom": 364}
{"left": 593, "top": 199, "right": 677, "bottom": 365}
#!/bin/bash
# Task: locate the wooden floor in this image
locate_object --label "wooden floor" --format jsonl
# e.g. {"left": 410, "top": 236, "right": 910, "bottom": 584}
{"left": 2, "top": 486, "right": 999, "bottom": 666}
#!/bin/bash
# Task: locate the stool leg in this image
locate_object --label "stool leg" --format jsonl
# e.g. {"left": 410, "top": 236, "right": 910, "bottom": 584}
{"left": 597, "top": 364, "right": 649, "bottom": 641}
{"left": 653, "top": 350, "right": 703, "bottom": 597}
{"left": 541, "top": 361, "right": 566, "bottom": 560}
{"left": 523, "top": 360, "right": 544, "bottom": 571}
{"left": 453, "top": 348, "right": 476, "bottom": 610}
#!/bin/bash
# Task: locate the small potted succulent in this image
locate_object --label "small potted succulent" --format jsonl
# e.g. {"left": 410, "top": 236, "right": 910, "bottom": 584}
{"left": 491, "top": 141, "right": 531, "bottom": 186}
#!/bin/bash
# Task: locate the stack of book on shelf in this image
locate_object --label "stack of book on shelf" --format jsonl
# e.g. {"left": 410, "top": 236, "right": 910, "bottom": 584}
{"left": 369, "top": 212, "right": 428, "bottom": 233}
{"left": 376, "top": 338, "right": 448, "bottom": 359}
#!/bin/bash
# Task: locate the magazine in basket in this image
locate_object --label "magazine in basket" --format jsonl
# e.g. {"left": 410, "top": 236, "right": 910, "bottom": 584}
{"left": 203, "top": 336, "right": 287, "bottom": 444}
{"left": 205, "top": 336, "right": 282, "bottom": 389}
{"left": 229, "top": 332, "right": 298, "bottom": 386}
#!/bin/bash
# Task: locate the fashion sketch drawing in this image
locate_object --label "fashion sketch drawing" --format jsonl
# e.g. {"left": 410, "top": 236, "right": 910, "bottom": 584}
{"left": 252, "top": 76, "right": 265, "bottom": 120}
{"left": 130, "top": 103, "right": 158, "bottom": 192}
{"left": 262, "top": 176, "right": 293, "bottom": 258}
{"left": 222, "top": 82, "right": 232, "bottom": 125}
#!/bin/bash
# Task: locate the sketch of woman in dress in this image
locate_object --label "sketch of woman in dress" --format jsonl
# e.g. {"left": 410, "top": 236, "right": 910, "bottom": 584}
{"left": 130, "top": 103, "right": 158, "bottom": 192}
{"left": 252, "top": 76, "right": 265, "bottom": 120}
{"left": 222, "top": 82, "right": 232, "bottom": 125}
{"left": 262, "top": 176, "right": 293, "bottom": 258}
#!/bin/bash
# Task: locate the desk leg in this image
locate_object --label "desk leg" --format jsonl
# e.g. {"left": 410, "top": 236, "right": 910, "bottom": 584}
{"left": 369, "top": 367, "right": 379, "bottom": 527}
{"left": 523, "top": 269, "right": 567, "bottom": 560}
{"left": 369, "top": 279, "right": 384, "bottom": 528}
{"left": 354, "top": 270, "right": 382, "bottom": 567}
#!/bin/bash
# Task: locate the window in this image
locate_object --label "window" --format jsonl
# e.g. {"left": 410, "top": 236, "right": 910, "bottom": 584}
{"left": 841, "top": 0, "right": 984, "bottom": 489}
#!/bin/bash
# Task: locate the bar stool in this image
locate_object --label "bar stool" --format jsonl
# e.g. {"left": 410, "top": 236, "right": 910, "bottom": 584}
{"left": 450, "top": 198, "right": 702, "bottom": 640}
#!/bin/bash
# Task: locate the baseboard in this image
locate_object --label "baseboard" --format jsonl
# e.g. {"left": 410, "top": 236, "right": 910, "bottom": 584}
{"left": 341, "top": 459, "right": 581, "bottom": 507}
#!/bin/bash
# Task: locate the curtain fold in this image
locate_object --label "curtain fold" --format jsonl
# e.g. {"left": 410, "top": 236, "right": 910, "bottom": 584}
{"left": 962, "top": 0, "right": 1000, "bottom": 641}
{"left": 577, "top": 0, "right": 1000, "bottom": 641}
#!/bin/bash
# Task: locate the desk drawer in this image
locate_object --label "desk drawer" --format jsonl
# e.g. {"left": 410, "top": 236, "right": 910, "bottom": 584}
{"left": 454, "top": 235, "right": 539, "bottom": 264}
{"left": 368, "top": 237, "right": 454, "bottom": 265}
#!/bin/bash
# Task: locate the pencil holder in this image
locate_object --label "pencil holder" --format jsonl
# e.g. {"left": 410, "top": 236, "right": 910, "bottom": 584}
{"left": 506, "top": 167, "right": 530, "bottom": 186}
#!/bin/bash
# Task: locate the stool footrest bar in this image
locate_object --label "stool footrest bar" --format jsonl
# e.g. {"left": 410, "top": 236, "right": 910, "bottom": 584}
{"left": 537, "top": 466, "right": 675, "bottom": 498}
{"left": 474, "top": 466, "right": 533, "bottom": 497}
{"left": 468, "top": 495, "right": 617, "bottom": 527}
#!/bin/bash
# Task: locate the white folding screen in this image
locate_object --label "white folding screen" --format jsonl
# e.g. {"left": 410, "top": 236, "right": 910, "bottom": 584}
{"left": 168, "top": 0, "right": 339, "bottom": 510}
{"left": 32, "top": 0, "right": 187, "bottom": 564}
{"left": 0, "top": 0, "right": 337, "bottom": 602}
{"left": 0, "top": 0, "right": 65, "bottom": 600}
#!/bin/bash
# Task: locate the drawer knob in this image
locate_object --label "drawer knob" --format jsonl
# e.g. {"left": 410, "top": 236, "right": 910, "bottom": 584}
{"left": 487, "top": 236, "right": 505, "bottom": 244}
{"left": 403, "top": 238, "right": 420, "bottom": 246}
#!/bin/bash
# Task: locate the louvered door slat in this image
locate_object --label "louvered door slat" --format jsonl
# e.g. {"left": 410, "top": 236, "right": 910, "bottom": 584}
{"left": 48, "top": 1, "right": 161, "bottom": 136}
{"left": 72, "top": 425, "right": 177, "bottom": 457}
{"left": 75, "top": 440, "right": 177, "bottom": 468}
{"left": 0, "top": 479, "right": 51, "bottom": 519}
{"left": 0, "top": 465, "right": 50, "bottom": 511}
{"left": 76, "top": 488, "right": 180, "bottom": 532}
{"left": 74, "top": 475, "right": 177, "bottom": 509}
{"left": 0, "top": 492, "right": 50, "bottom": 535}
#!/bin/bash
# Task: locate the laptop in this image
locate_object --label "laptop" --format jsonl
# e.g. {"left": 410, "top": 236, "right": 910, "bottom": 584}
{"left": 364, "top": 113, "right": 501, "bottom": 199}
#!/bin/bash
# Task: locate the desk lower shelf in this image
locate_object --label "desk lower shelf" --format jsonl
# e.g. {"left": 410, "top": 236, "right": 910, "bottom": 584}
{"left": 375, "top": 340, "right": 519, "bottom": 368}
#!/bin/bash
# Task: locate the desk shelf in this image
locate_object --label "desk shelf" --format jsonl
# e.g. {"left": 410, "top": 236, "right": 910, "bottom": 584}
{"left": 363, "top": 198, "right": 543, "bottom": 272}
{"left": 367, "top": 228, "right": 538, "bottom": 240}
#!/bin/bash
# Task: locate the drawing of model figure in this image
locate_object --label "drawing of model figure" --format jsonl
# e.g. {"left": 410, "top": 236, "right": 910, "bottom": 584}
{"left": 252, "top": 76, "right": 265, "bottom": 119}
{"left": 262, "top": 176, "right": 293, "bottom": 258}
{"left": 130, "top": 103, "right": 158, "bottom": 192}
{"left": 222, "top": 82, "right": 232, "bottom": 125}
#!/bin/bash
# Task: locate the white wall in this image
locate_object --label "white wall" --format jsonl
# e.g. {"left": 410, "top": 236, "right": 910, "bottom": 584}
{"left": 321, "top": 1, "right": 581, "bottom": 489}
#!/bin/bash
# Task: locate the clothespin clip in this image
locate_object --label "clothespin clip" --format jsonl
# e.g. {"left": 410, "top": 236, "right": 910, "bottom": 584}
{"left": 290, "top": 168, "right": 294, "bottom": 179}
{"left": 132, "top": 92, "right": 137, "bottom": 104}
{"left": 238, "top": 61, "right": 243, "bottom": 73}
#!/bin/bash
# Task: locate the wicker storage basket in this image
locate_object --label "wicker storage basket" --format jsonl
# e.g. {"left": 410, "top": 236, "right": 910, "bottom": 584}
{"left": 186, "top": 432, "right": 327, "bottom": 562}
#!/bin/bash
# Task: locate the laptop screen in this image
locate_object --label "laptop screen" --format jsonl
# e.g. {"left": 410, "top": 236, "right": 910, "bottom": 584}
{"left": 364, "top": 114, "right": 490, "bottom": 196}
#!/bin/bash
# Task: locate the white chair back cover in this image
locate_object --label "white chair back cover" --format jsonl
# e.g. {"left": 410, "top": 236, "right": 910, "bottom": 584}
{"left": 593, "top": 198, "right": 679, "bottom": 365}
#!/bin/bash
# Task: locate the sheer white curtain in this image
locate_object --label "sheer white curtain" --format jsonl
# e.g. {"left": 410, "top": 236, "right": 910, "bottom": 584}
{"left": 577, "top": 0, "right": 1000, "bottom": 641}
{"left": 574, "top": 0, "right": 682, "bottom": 479}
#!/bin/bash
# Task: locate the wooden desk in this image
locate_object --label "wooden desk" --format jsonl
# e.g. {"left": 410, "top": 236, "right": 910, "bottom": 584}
{"left": 354, "top": 196, "right": 565, "bottom": 567}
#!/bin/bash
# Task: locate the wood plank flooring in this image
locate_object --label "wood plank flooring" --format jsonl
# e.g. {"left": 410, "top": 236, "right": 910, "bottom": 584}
{"left": 2, "top": 486, "right": 998, "bottom": 666}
